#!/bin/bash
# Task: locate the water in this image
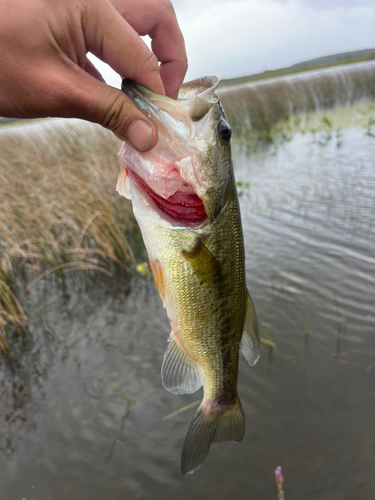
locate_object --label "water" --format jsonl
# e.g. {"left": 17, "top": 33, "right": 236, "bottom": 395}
{"left": 1, "top": 124, "right": 374, "bottom": 499}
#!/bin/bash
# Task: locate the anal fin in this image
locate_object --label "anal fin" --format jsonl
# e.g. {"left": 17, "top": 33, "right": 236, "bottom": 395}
{"left": 161, "top": 332, "right": 204, "bottom": 394}
{"left": 240, "top": 290, "right": 260, "bottom": 366}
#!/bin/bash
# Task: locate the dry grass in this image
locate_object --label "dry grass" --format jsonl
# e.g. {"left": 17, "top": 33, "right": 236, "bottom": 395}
{"left": 0, "top": 119, "right": 138, "bottom": 351}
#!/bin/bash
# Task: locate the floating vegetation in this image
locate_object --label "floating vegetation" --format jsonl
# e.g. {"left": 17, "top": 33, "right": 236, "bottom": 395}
{"left": 162, "top": 400, "right": 200, "bottom": 421}
{"left": 302, "top": 321, "right": 310, "bottom": 346}
{"left": 101, "top": 378, "right": 137, "bottom": 463}
{"left": 135, "top": 262, "right": 151, "bottom": 277}
{"left": 0, "top": 120, "right": 139, "bottom": 350}
{"left": 332, "top": 296, "right": 348, "bottom": 359}
{"left": 366, "top": 117, "right": 375, "bottom": 136}
{"left": 236, "top": 181, "right": 251, "bottom": 197}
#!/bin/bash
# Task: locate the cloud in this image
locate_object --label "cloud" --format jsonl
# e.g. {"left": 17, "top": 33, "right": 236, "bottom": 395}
{"left": 173, "top": 0, "right": 375, "bottom": 80}
{"left": 91, "top": 0, "right": 375, "bottom": 87}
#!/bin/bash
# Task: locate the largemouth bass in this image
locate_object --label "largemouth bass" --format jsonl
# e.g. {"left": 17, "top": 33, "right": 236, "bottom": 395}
{"left": 117, "top": 76, "right": 260, "bottom": 475}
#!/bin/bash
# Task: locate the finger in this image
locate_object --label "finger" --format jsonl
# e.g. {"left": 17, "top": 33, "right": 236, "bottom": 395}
{"left": 44, "top": 64, "right": 159, "bottom": 151}
{"left": 110, "top": 0, "right": 188, "bottom": 98}
{"left": 81, "top": 0, "right": 165, "bottom": 95}
{"left": 150, "top": 4, "right": 188, "bottom": 98}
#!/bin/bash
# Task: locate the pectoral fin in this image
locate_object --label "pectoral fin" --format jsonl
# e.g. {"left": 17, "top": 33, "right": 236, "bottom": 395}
{"left": 116, "top": 166, "right": 131, "bottom": 199}
{"left": 240, "top": 290, "right": 260, "bottom": 366}
{"left": 149, "top": 260, "right": 167, "bottom": 307}
{"left": 182, "top": 238, "right": 221, "bottom": 285}
{"left": 161, "top": 332, "right": 204, "bottom": 394}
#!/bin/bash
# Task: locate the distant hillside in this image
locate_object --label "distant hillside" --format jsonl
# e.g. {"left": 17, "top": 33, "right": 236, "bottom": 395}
{"left": 220, "top": 48, "right": 375, "bottom": 88}
{"left": 290, "top": 48, "right": 375, "bottom": 69}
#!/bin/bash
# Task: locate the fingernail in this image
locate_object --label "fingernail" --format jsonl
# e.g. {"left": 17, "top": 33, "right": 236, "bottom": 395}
{"left": 126, "top": 120, "right": 153, "bottom": 151}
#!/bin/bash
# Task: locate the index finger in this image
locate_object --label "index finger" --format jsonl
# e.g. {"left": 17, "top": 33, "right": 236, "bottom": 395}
{"left": 110, "top": 0, "right": 188, "bottom": 98}
{"left": 82, "top": 0, "right": 165, "bottom": 95}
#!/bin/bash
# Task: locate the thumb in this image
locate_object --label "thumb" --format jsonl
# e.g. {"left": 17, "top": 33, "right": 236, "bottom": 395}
{"left": 53, "top": 65, "right": 158, "bottom": 151}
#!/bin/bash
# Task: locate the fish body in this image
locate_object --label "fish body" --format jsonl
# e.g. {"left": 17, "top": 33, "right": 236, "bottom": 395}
{"left": 117, "top": 77, "right": 259, "bottom": 474}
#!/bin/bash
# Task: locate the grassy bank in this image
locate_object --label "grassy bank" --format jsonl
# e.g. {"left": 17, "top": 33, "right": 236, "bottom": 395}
{"left": 0, "top": 120, "right": 138, "bottom": 352}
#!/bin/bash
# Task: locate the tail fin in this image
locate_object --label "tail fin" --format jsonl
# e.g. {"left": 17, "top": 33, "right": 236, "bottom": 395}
{"left": 181, "top": 397, "right": 245, "bottom": 475}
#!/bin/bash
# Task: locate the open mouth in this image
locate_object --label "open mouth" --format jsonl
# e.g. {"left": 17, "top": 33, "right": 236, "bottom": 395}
{"left": 129, "top": 171, "right": 207, "bottom": 224}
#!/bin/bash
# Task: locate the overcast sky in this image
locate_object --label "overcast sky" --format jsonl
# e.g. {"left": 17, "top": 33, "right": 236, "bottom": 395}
{"left": 91, "top": 0, "right": 375, "bottom": 87}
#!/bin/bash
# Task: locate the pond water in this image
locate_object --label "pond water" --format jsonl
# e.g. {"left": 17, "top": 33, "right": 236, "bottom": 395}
{"left": 1, "top": 124, "right": 375, "bottom": 499}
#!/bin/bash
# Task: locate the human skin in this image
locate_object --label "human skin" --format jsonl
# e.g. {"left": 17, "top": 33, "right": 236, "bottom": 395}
{"left": 0, "top": 0, "right": 187, "bottom": 151}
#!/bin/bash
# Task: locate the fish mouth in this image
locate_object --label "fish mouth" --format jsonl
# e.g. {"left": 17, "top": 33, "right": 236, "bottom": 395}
{"left": 117, "top": 76, "right": 222, "bottom": 226}
{"left": 128, "top": 170, "right": 208, "bottom": 225}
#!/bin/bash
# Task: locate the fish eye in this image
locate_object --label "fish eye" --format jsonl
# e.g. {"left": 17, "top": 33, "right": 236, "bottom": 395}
{"left": 218, "top": 120, "right": 232, "bottom": 141}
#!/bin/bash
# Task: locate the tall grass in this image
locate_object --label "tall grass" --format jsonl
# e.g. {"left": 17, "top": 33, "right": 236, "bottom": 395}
{"left": 219, "top": 61, "right": 375, "bottom": 142}
{"left": 0, "top": 119, "right": 137, "bottom": 351}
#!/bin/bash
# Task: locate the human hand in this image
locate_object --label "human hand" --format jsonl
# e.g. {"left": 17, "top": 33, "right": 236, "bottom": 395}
{"left": 0, "top": 0, "right": 187, "bottom": 151}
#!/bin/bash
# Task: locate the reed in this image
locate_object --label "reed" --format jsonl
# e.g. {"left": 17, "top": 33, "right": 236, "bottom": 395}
{"left": 219, "top": 61, "right": 375, "bottom": 143}
{"left": 0, "top": 119, "right": 137, "bottom": 351}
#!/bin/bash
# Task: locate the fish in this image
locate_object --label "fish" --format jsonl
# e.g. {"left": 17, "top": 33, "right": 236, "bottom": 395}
{"left": 116, "top": 76, "right": 260, "bottom": 475}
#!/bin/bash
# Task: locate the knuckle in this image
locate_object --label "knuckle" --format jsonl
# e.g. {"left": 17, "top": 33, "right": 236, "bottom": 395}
{"left": 101, "top": 93, "right": 133, "bottom": 137}
{"left": 162, "top": 0, "right": 177, "bottom": 16}
{"left": 176, "top": 55, "right": 188, "bottom": 74}
{"left": 132, "top": 49, "right": 160, "bottom": 82}
{"left": 143, "top": 50, "right": 160, "bottom": 73}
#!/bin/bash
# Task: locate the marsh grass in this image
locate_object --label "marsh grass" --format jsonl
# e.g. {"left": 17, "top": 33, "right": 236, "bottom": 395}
{"left": 219, "top": 62, "right": 375, "bottom": 145}
{"left": 0, "top": 119, "right": 138, "bottom": 351}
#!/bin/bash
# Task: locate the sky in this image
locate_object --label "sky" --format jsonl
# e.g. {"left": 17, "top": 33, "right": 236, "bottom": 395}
{"left": 91, "top": 0, "right": 375, "bottom": 88}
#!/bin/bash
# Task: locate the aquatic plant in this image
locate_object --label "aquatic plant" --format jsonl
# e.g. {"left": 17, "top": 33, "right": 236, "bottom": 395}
{"left": 275, "top": 466, "right": 285, "bottom": 500}
{"left": 366, "top": 117, "right": 375, "bottom": 136}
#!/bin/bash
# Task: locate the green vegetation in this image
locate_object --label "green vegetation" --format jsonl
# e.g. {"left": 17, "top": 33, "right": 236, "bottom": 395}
{"left": 0, "top": 120, "right": 138, "bottom": 352}
{"left": 366, "top": 117, "right": 375, "bottom": 136}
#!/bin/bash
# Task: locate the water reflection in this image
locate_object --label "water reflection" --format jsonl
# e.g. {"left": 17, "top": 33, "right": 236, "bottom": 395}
{"left": 1, "top": 127, "right": 375, "bottom": 499}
